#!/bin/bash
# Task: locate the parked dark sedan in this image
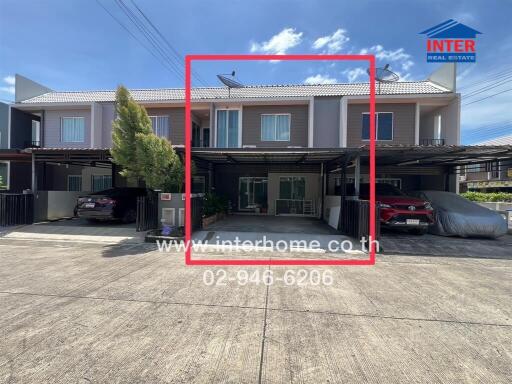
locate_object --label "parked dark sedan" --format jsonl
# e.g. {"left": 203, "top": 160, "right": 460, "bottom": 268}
{"left": 76, "top": 188, "right": 150, "bottom": 223}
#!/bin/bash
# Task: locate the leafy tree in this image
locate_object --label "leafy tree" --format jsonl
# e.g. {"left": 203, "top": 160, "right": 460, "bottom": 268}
{"left": 111, "top": 85, "right": 186, "bottom": 192}
{"left": 135, "top": 132, "right": 184, "bottom": 192}
{"left": 111, "top": 86, "right": 152, "bottom": 180}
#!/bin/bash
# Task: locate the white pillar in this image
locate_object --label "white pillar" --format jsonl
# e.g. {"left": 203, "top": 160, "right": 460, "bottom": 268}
{"left": 340, "top": 97, "right": 348, "bottom": 147}
{"left": 308, "top": 97, "right": 314, "bottom": 147}
{"left": 31, "top": 152, "right": 36, "bottom": 192}
{"left": 415, "top": 103, "right": 420, "bottom": 145}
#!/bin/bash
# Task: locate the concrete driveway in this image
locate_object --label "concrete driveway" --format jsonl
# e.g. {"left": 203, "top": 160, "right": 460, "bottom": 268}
{"left": 0, "top": 237, "right": 511, "bottom": 383}
{"left": 1, "top": 218, "right": 143, "bottom": 244}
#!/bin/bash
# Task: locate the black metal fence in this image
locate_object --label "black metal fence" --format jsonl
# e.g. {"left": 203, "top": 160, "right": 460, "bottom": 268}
{"left": 0, "top": 193, "right": 34, "bottom": 226}
{"left": 191, "top": 196, "right": 203, "bottom": 230}
{"left": 339, "top": 199, "right": 380, "bottom": 241}
{"left": 136, "top": 191, "right": 159, "bottom": 232}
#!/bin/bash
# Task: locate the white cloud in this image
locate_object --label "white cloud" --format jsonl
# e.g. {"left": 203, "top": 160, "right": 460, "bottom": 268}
{"left": 304, "top": 74, "right": 338, "bottom": 85}
{"left": 342, "top": 67, "right": 366, "bottom": 82}
{"left": 454, "top": 12, "right": 476, "bottom": 24}
{"left": 0, "top": 75, "right": 15, "bottom": 94}
{"left": 0, "top": 86, "right": 15, "bottom": 94}
{"left": 3, "top": 75, "right": 15, "bottom": 85}
{"left": 360, "top": 45, "right": 414, "bottom": 73}
{"left": 312, "top": 29, "right": 350, "bottom": 53}
{"left": 250, "top": 28, "right": 303, "bottom": 55}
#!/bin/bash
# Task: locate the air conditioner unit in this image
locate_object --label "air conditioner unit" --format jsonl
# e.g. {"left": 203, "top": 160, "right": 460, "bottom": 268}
{"left": 459, "top": 175, "right": 467, "bottom": 182}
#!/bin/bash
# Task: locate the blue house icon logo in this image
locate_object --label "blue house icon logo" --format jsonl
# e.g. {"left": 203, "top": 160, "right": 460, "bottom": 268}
{"left": 420, "top": 19, "right": 482, "bottom": 62}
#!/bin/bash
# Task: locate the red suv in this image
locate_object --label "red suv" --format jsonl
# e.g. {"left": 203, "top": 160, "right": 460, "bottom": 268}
{"left": 359, "top": 183, "right": 435, "bottom": 234}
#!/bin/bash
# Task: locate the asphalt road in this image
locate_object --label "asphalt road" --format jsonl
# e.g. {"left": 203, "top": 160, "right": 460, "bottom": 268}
{"left": 0, "top": 238, "right": 510, "bottom": 383}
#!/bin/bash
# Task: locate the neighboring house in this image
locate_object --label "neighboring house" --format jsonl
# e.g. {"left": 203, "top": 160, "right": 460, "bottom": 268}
{"left": 460, "top": 134, "right": 512, "bottom": 192}
{"left": 9, "top": 64, "right": 508, "bottom": 224}
{"left": 0, "top": 99, "right": 38, "bottom": 192}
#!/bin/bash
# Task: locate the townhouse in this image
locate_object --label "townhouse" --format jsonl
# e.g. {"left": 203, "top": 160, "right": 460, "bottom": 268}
{"left": 4, "top": 63, "right": 510, "bottom": 227}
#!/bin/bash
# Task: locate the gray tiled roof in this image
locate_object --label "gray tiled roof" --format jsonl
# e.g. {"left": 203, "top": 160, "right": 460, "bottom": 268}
{"left": 19, "top": 81, "right": 450, "bottom": 104}
{"left": 477, "top": 134, "right": 512, "bottom": 146}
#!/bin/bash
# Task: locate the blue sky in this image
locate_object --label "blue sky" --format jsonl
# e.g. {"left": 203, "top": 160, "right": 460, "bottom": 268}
{"left": 0, "top": 0, "right": 511, "bottom": 143}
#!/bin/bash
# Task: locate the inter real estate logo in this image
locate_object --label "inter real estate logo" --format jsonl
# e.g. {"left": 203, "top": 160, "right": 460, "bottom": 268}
{"left": 420, "top": 19, "right": 481, "bottom": 63}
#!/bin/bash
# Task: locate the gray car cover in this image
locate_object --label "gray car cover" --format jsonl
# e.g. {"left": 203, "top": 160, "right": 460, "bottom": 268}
{"left": 418, "top": 190, "right": 508, "bottom": 239}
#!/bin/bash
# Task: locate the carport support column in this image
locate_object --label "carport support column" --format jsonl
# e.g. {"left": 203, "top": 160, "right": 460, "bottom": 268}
{"left": 320, "top": 163, "right": 325, "bottom": 220}
{"left": 111, "top": 163, "right": 117, "bottom": 188}
{"left": 208, "top": 162, "right": 214, "bottom": 192}
{"left": 354, "top": 155, "right": 361, "bottom": 197}
{"left": 31, "top": 152, "right": 37, "bottom": 192}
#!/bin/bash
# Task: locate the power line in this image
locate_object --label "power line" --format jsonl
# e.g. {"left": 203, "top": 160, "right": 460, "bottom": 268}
{"left": 113, "top": 0, "right": 185, "bottom": 83}
{"left": 129, "top": 0, "right": 208, "bottom": 86}
{"left": 463, "top": 74, "right": 512, "bottom": 99}
{"left": 462, "top": 124, "right": 512, "bottom": 141}
{"left": 462, "top": 88, "right": 512, "bottom": 106}
{"left": 95, "top": 0, "right": 187, "bottom": 82}
{"left": 113, "top": 0, "right": 208, "bottom": 87}
{"left": 459, "top": 67, "right": 512, "bottom": 90}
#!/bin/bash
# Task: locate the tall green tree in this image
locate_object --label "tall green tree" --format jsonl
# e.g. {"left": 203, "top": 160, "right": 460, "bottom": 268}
{"left": 111, "top": 86, "right": 152, "bottom": 180}
{"left": 111, "top": 85, "right": 185, "bottom": 192}
{"left": 135, "top": 133, "right": 184, "bottom": 192}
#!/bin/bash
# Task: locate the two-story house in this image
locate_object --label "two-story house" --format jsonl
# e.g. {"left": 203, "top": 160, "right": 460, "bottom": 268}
{"left": 6, "top": 64, "right": 474, "bottom": 224}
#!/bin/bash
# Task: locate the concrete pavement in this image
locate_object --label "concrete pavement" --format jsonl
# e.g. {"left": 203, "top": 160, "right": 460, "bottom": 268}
{"left": 0, "top": 238, "right": 510, "bottom": 383}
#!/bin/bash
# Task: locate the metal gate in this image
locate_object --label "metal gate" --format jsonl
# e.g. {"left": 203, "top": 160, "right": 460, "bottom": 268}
{"left": 339, "top": 199, "right": 380, "bottom": 240}
{"left": 0, "top": 193, "right": 34, "bottom": 226}
{"left": 136, "top": 191, "right": 159, "bottom": 232}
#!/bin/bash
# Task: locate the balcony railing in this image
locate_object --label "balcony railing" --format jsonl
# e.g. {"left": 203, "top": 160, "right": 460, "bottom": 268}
{"left": 420, "top": 138, "right": 445, "bottom": 146}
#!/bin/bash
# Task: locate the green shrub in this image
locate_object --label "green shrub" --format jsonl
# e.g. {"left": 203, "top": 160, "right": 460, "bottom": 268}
{"left": 461, "top": 191, "right": 512, "bottom": 202}
{"left": 203, "top": 193, "right": 228, "bottom": 217}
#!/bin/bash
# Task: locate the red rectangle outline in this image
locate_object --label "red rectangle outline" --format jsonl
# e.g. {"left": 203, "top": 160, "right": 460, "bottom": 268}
{"left": 185, "top": 54, "right": 376, "bottom": 266}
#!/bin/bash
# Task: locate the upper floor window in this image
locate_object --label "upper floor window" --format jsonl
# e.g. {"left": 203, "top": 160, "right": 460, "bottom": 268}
{"left": 261, "top": 114, "right": 290, "bottom": 141}
{"left": 217, "top": 109, "right": 240, "bottom": 148}
{"left": 149, "top": 116, "right": 169, "bottom": 138}
{"left": 61, "top": 117, "right": 85, "bottom": 143}
{"left": 31, "top": 120, "right": 40, "bottom": 146}
{"left": 362, "top": 112, "right": 393, "bottom": 141}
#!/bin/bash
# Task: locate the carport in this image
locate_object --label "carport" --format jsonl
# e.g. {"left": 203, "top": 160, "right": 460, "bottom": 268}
{"left": 27, "top": 148, "right": 120, "bottom": 221}
{"left": 190, "top": 145, "right": 512, "bottom": 253}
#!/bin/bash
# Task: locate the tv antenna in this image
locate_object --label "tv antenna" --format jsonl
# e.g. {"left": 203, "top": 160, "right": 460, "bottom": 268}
{"left": 217, "top": 71, "right": 244, "bottom": 97}
{"left": 366, "top": 64, "right": 399, "bottom": 94}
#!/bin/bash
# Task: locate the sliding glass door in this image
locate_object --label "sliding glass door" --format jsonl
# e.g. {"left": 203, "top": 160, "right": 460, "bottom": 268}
{"left": 217, "top": 109, "right": 240, "bottom": 148}
{"left": 239, "top": 177, "right": 268, "bottom": 211}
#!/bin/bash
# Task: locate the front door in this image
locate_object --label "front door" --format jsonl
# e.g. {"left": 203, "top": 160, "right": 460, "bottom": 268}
{"left": 239, "top": 177, "right": 268, "bottom": 211}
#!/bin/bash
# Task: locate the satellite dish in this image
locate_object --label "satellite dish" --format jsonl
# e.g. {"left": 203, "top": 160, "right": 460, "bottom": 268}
{"left": 366, "top": 64, "right": 400, "bottom": 94}
{"left": 217, "top": 71, "right": 244, "bottom": 97}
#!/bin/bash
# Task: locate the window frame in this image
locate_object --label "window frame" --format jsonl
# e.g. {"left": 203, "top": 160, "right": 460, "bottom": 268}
{"left": 148, "top": 115, "right": 170, "bottom": 138}
{"left": 67, "top": 175, "right": 82, "bottom": 192}
{"left": 0, "top": 160, "right": 10, "bottom": 190}
{"left": 260, "top": 113, "right": 291, "bottom": 142}
{"left": 215, "top": 108, "right": 242, "bottom": 148}
{"left": 91, "top": 174, "right": 112, "bottom": 192}
{"left": 279, "top": 176, "right": 306, "bottom": 200}
{"left": 361, "top": 112, "right": 394, "bottom": 141}
{"left": 61, "top": 116, "right": 85, "bottom": 143}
